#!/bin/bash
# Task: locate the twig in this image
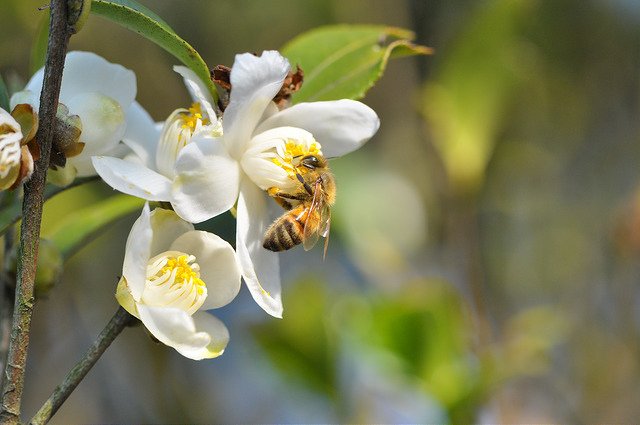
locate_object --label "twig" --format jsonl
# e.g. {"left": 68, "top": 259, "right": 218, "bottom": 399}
{"left": 0, "top": 0, "right": 71, "bottom": 422}
{"left": 29, "top": 307, "right": 135, "bottom": 425}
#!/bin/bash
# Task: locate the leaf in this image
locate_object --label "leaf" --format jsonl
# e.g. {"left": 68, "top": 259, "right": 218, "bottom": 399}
{"left": 29, "top": 11, "right": 50, "bottom": 75}
{"left": 0, "top": 177, "right": 99, "bottom": 237}
{"left": 47, "top": 193, "right": 144, "bottom": 259}
{"left": 91, "top": 0, "right": 217, "bottom": 101}
{"left": 0, "top": 74, "right": 9, "bottom": 111}
{"left": 282, "top": 25, "right": 432, "bottom": 103}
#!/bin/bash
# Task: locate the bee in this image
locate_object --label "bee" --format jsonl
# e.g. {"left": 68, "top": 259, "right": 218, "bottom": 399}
{"left": 262, "top": 154, "right": 336, "bottom": 256}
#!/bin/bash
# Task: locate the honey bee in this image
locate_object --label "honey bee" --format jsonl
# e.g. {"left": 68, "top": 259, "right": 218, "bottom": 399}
{"left": 262, "top": 154, "right": 336, "bottom": 256}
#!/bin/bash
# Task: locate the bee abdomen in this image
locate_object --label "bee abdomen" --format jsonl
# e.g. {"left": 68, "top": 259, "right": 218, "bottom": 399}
{"left": 263, "top": 216, "right": 303, "bottom": 251}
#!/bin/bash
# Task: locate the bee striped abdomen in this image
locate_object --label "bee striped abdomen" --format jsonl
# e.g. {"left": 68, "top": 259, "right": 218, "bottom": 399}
{"left": 263, "top": 215, "right": 304, "bottom": 251}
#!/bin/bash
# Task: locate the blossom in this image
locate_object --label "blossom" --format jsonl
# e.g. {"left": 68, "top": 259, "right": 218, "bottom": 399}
{"left": 0, "top": 107, "right": 27, "bottom": 189}
{"left": 0, "top": 104, "right": 39, "bottom": 190}
{"left": 92, "top": 66, "right": 230, "bottom": 221}
{"left": 117, "top": 203, "right": 241, "bottom": 359}
{"left": 94, "top": 50, "right": 379, "bottom": 318}
{"left": 10, "top": 51, "right": 140, "bottom": 181}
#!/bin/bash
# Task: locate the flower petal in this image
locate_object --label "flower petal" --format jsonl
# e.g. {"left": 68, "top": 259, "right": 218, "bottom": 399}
{"left": 148, "top": 207, "right": 194, "bottom": 256}
{"left": 255, "top": 99, "right": 380, "bottom": 158}
{"left": 65, "top": 92, "right": 126, "bottom": 156}
{"left": 171, "top": 136, "right": 240, "bottom": 223}
{"left": 173, "top": 66, "right": 217, "bottom": 124}
{"left": 137, "top": 306, "right": 229, "bottom": 360}
{"left": 169, "top": 230, "right": 242, "bottom": 310}
{"left": 122, "top": 101, "right": 159, "bottom": 170}
{"left": 122, "top": 203, "right": 153, "bottom": 300}
{"left": 92, "top": 156, "right": 173, "bottom": 201}
{"left": 27, "top": 51, "right": 137, "bottom": 110}
{"left": 236, "top": 178, "right": 282, "bottom": 318}
{"left": 224, "top": 51, "right": 289, "bottom": 157}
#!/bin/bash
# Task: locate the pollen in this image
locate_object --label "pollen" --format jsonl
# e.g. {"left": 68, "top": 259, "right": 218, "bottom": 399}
{"left": 144, "top": 250, "right": 208, "bottom": 314}
{"left": 270, "top": 138, "right": 322, "bottom": 179}
{"left": 180, "top": 102, "right": 210, "bottom": 132}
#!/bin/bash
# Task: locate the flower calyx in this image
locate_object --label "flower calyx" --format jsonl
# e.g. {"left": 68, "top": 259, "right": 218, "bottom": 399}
{"left": 50, "top": 103, "right": 83, "bottom": 169}
{"left": 273, "top": 65, "right": 304, "bottom": 108}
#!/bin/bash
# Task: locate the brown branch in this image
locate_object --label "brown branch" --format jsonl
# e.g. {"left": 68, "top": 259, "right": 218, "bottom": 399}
{"left": 0, "top": 0, "right": 72, "bottom": 422}
{"left": 29, "top": 307, "right": 135, "bottom": 425}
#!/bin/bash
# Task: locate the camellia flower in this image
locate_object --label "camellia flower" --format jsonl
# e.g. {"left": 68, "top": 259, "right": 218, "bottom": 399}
{"left": 0, "top": 107, "right": 27, "bottom": 190}
{"left": 117, "top": 203, "right": 241, "bottom": 360}
{"left": 94, "top": 50, "right": 380, "bottom": 318}
{"left": 10, "top": 51, "right": 140, "bottom": 182}
{"left": 0, "top": 104, "right": 39, "bottom": 190}
{"left": 92, "top": 66, "right": 228, "bottom": 220}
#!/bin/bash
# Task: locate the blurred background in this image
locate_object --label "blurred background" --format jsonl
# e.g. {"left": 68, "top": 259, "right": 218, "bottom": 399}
{"left": 2, "top": 0, "right": 640, "bottom": 423}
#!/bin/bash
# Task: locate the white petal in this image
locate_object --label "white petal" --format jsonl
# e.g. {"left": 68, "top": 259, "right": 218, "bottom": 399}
{"left": 173, "top": 66, "right": 217, "bottom": 124}
{"left": 171, "top": 136, "right": 240, "bottom": 223}
{"left": 169, "top": 230, "right": 241, "bottom": 309}
{"left": 236, "top": 178, "right": 282, "bottom": 318}
{"left": 72, "top": 142, "right": 131, "bottom": 177}
{"left": 9, "top": 90, "right": 39, "bottom": 112}
{"left": 137, "top": 306, "right": 228, "bottom": 359}
{"left": 65, "top": 92, "right": 126, "bottom": 156}
{"left": 123, "top": 203, "right": 153, "bottom": 300}
{"left": 148, "top": 207, "right": 194, "bottom": 256}
{"left": 122, "top": 102, "right": 159, "bottom": 170}
{"left": 29, "top": 51, "right": 137, "bottom": 110}
{"left": 0, "top": 107, "right": 21, "bottom": 133}
{"left": 224, "top": 51, "right": 289, "bottom": 157}
{"left": 92, "top": 156, "right": 173, "bottom": 201}
{"left": 256, "top": 99, "right": 380, "bottom": 158}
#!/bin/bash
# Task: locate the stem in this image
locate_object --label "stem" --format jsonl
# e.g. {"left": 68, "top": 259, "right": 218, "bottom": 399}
{"left": 29, "top": 307, "right": 134, "bottom": 425}
{"left": 0, "top": 0, "right": 71, "bottom": 422}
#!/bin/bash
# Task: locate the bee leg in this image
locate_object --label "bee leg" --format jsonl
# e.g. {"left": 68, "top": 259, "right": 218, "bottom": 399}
{"left": 296, "top": 173, "right": 314, "bottom": 195}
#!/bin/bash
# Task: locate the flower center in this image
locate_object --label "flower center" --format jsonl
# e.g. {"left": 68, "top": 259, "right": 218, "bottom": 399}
{"left": 271, "top": 138, "right": 322, "bottom": 179}
{"left": 0, "top": 126, "right": 22, "bottom": 182}
{"left": 142, "top": 250, "right": 207, "bottom": 315}
{"left": 156, "top": 102, "right": 220, "bottom": 178}
{"left": 181, "top": 102, "right": 210, "bottom": 131}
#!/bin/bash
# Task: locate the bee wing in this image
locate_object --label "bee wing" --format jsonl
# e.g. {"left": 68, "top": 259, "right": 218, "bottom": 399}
{"left": 302, "top": 179, "right": 325, "bottom": 251}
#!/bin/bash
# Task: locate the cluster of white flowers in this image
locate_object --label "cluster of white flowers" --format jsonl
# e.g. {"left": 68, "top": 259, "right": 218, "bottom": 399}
{"left": 6, "top": 50, "right": 379, "bottom": 359}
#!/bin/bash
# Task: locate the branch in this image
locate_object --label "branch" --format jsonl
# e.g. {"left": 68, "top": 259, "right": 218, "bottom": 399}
{"left": 30, "top": 307, "right": 135, "bottom": 425}
{"left": 0, "top": 0, "right": 72, "bottom": 422}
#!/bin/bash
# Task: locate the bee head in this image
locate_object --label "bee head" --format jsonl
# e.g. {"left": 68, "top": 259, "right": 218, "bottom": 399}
{"left": 300, "top": 155, "right": 323, "bottom": 169}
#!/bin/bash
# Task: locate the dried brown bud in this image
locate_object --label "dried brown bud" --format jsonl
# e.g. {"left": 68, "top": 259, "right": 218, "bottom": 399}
{"left": 273, "top": 65, "right": 304, "bottom": 108}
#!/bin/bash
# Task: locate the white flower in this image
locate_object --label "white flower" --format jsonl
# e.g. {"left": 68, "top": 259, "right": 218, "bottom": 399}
{"left": 92, "top": 66, "right": 228, "bottom": 220}
{"left": 0, "top": 107, "right": 25, "bottom": 189}
{"left": 93, "top": 50, "right": 380, "bottom": 318}
{"left": 117, "top": 203, "right": 241, "bottom": 360}
{"left": 10, "top": 51, "right": 140, "bottom": 179}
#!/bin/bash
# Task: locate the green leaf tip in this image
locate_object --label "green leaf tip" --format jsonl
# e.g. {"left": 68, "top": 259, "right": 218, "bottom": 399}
{"left": 91, "top": 0, "right": 217, "bottom": 102}
{"left": 282, "top": 24, "right": 432, "bottom": 103}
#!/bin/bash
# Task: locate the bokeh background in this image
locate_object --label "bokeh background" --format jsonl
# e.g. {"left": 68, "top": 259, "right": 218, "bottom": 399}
{"left": 2, "top": 0, "right": 640, "bottom": 423}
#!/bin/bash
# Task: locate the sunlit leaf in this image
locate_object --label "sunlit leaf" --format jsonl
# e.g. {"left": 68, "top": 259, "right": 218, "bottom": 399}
{"left": 0, "top": 73, "right": 9, "bottom": 111}
{"left": 29, "top": 11, "right": 50, "bottom": 75}
{"left": 91, "top": 0, "right": 217, "bottom": 101}
{"left": 422, "top": 0, "right": 533, "bottom": 195}
{"left": 0, "top": 177, "right": 99, "bottom": 237}
{"left": 282, "top": 25, "right": 432, "bottom": 103}
{"left": 47, "top": 193, "right": 144, "bottom": 259}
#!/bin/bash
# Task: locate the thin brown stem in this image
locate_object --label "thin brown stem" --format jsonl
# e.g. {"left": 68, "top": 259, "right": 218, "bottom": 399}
{"left": 0, "top": 0, "right": 71, "bottom": 422}
{"left": 29, "top": 307, "right": 135, "bottom": 425}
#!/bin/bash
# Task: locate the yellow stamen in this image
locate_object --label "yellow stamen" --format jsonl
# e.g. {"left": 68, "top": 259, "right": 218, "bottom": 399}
{"left": 180, "top": 102, "right": 210, "bottom": 131}
{"left": 270, "top": 138, "right": 322, "bottom": 179}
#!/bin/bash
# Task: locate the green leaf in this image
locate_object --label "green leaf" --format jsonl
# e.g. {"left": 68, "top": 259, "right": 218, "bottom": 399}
{"left": 0, "top": 177, "right": 99, "bottom": 237}
{"left": 91, "top": 0, "right": 217, "bottom": 101}
{"left": 48, "top": 193, "right": 144, "bottom": 259}
{"left": 282, "top": 25, "right": 432, "bottom": 103}
{"left": 0, "top": 74, "right": 9, "bottom": 111}
{"left": 29, "top": 11, "right": 50, "bottom": 75}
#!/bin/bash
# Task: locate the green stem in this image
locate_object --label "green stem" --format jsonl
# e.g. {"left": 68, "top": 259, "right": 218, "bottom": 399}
{"left": 29, "top": 307, "right": 134, "bottom": 425}
{"left": 0, "top": 0, "right": 72, "bottom": 422}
